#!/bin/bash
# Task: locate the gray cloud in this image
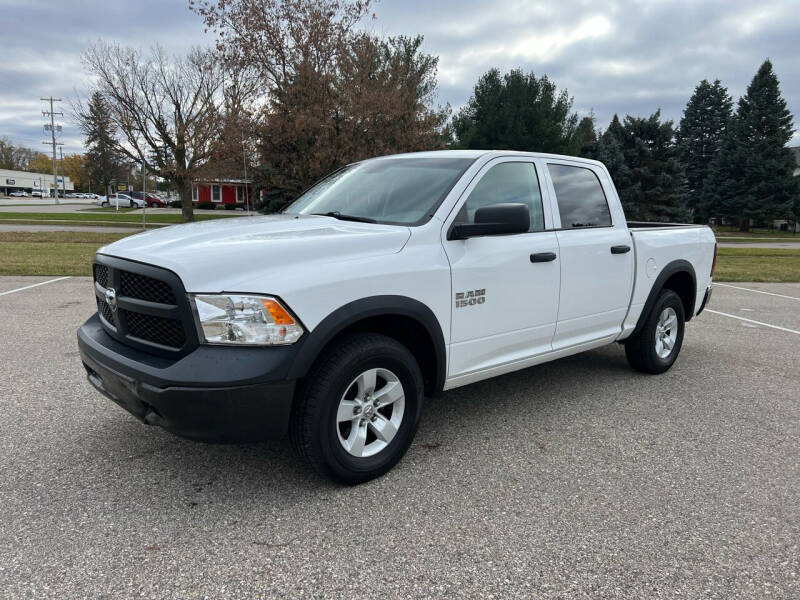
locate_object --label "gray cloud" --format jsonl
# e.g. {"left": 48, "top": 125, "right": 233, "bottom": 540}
{"left": 1, "top": 0, "right": 798, "bottom": 155}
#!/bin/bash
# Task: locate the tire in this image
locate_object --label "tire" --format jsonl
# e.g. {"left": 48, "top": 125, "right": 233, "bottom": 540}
{"left": 290, "top": 333, "right": 424, "bottom": 484}
{"left": 101, "top": 201, "right": 109, "bottom": 207}
{"left": 625, "top": 289, "right": 685, "bottom": 374}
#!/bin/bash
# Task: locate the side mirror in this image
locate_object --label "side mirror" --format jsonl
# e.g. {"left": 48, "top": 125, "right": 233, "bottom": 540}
{"left": 449, "top": 203, "right": 530, "bottom": 240}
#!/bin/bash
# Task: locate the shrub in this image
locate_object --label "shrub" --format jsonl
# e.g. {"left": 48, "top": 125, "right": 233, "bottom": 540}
{"left": 169, "top": 200, "right": 182, "bottom": 208}
{"left": 197, "top": 201, "right": 216, "bottom": 210}
{"left": 224, "top": 203, "right": 238, "bottom": 210}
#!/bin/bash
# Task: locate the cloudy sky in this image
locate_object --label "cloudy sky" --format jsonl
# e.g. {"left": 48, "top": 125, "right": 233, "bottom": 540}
{"left": 1, "top": 0, "right": 798, "bottom": 155}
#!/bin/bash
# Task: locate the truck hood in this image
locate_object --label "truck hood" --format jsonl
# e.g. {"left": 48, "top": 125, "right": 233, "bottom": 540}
{"left": 98, "top": 214, "right": 411, "bottom": 292}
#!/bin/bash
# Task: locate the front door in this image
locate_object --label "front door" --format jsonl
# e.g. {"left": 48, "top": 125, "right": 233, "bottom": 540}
{"left": 443, "top": 158, "right": 560, "bottom": 382}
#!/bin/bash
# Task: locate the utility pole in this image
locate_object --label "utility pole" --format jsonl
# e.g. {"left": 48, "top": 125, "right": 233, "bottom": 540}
{"left": 41, "top": 97, "right": 62, "bottom": 204}
{"left": 59, "top": 146, "right": 66, "bottom": 199}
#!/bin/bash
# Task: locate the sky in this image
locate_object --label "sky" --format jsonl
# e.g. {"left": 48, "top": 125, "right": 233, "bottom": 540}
{"left": 1, "top": 0, "right": 799, "bottom": 156}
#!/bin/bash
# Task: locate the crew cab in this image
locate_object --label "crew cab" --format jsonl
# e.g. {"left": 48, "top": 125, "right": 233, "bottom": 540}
{"left": 77, "top": 150, "right": 717, "bottom": 484}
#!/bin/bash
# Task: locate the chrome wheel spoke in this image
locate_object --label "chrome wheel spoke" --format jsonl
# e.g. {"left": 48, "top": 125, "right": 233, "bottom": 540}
{"left": 373, "top": 380, "right": 403, "bottom": 406}
{"left": 345, "top": 422, "right": 368, "bottom": 457}
{"left": 369, "top": 414, "right": 398, "bottom": 443}
{"left": 356, "top": 368, "right": 378, "bottom": 396}
{"left": 337, "top": 400, "right": 360, "bottom": 423}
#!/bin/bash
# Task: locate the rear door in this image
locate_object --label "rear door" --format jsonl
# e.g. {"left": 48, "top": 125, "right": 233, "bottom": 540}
{"left": 543, "top": 160, "right": 634, "bottom": 349}
{"left": 443, "top": 157, "right": 560, "bottom": 382}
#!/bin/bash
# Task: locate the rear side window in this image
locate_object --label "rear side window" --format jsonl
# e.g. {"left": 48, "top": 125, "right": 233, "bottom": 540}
{"left": 456, "top": 162, "right": 545, "bottom": 232}
{"left": 548, "top": 164, "right": 612, "bottom": 229}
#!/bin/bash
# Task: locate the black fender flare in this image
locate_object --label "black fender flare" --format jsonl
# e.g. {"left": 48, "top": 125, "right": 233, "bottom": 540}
{"left": 630, "top": 259, "right": 697, "bottom": 338}
{"left": 286, "top": 295, "right": 447, "bottom": 394}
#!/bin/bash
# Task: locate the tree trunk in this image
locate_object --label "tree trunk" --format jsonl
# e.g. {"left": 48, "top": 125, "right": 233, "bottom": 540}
{"left": 738, "top": 216, "right": 749, "bottom": 232}
{"left": 178, "top": 182, "right": 194, "bottom": 223}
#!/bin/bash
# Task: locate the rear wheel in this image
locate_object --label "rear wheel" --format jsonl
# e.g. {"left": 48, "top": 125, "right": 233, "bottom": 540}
{"left": 625, "top": 289, "right": 685, "bottom": 374}
{"left": 290, "top": 333, "right": 424, "bottom": 484}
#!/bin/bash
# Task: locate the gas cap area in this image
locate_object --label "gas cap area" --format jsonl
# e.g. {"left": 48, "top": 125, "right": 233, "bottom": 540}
{"left": 646, "top": 258, "right": 658, "bottom": 278}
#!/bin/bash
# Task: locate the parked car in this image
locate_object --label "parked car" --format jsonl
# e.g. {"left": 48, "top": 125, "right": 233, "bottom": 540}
{"left": 96, "top": 193, "right": 144, "bottom": 208}
{"left": 30, "top": 190, "right": 44, "bottom": 197}
{"left": 9, "top": 190, "right": 28, "bottom": 197}
{"left": 129, "top": 191, "right": 167, "bottom": 208}
{"left": 78, "top": 150, "right": 717, "bottom": 484}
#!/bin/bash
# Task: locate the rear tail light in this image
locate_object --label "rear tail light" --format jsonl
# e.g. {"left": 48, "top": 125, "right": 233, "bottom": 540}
{"left": 711, "top": 243, "right": 718, "bottom": 277}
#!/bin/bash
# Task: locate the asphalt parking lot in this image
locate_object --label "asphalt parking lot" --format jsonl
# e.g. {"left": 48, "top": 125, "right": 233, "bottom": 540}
{"left": 1, "top": 277, "right": 798, "bottom": 599}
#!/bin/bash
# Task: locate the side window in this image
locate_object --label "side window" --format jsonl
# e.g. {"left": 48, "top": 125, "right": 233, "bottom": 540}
{"left": 547, "top": 164, "right": 612, "bottom": 229}
{"left": 212, "top": 185, "right": 221, "bottom": 202}
{"left": 455, "top": 162, "right": 545, "bottom": 232}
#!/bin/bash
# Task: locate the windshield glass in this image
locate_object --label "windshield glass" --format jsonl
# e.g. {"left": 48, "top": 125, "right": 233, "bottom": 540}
{"left": 283, "top": 157, "right": 475, "bottom": 225}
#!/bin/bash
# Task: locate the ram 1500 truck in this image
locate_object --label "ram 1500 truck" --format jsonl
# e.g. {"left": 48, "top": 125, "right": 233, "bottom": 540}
{"left": 78, "top": 150, "right": 717, "bottom": 484}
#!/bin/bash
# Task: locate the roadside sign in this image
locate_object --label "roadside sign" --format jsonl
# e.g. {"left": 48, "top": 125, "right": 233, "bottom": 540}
{"left": 5, "top": 179, "right": 14, "bottom": 185}
{"left": 117, "top": 182, "right": 129, "bottom": 192}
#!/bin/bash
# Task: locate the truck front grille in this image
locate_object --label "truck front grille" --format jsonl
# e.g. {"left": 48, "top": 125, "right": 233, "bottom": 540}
{"left": 120, "top": 271, "right": 175, "bottom": 305}
{"left": 122, "top": 309, "right": 186, "bottom": 348}
{"left": 92, "top": 256, "right": 196, "bottom": 356}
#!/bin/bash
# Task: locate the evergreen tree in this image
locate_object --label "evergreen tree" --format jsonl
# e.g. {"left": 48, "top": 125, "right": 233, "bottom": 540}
{"left": 79, "top": 92, "right": 121, "bottom": 195}
{"left": 573, "top": 113, "right": 598, "bottom": 156}
{"left": 452, "top": 68, "right": 578, "bottom": 154}
{"left": 704, "top": 60, "right": 798, "bottom": 230}
{"left": 676, "top": 79, "right": 733, "bottom": 222}
{"left": 585, "top": 112, "right": 686, "bottom": 221}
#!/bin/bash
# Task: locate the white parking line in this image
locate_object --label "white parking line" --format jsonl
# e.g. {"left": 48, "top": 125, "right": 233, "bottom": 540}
{"left": 706, "top": 309, "right": 800, "bottom": 335}
{"left": 0, "top": 276, "right": 71, "bottom": 296}
{"left": 715, "top": 283, "right": 800, "bottom": 301}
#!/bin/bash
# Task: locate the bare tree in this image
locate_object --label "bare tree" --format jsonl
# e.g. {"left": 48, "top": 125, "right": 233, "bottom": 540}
{"left": 77, "top": 42, "right": 226, "bottom": 221}
{"left": 193, "top": 0, "right": 450, "bottom": 207}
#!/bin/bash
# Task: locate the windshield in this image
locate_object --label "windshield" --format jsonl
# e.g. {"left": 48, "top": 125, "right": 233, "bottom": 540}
{"left": 283, "top": 157, "right": 475, "bottom": 225}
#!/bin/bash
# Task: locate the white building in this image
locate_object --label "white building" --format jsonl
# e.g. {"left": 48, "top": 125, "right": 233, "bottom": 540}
{"left": 1, "top": 168, "right": 74, "bottom": 195}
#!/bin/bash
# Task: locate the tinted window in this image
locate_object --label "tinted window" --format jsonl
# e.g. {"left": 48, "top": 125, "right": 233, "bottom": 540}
{"left": 284, "top": 157, "right": 475, "bottom": 225}
{"left": 548, "top": 164, "right": 612, "bottom": 229}
{"left": 455, "top": 162, "right": 545, "bottom": 232}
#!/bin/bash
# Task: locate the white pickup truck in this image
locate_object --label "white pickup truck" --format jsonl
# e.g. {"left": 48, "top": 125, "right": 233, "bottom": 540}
{"left": 78, "top": 150, "right": 717, "bottom": 483}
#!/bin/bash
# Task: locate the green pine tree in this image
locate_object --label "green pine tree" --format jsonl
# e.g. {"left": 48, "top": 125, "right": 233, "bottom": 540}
{"left": 676, "top": 79, "right": 733, "bottom": 222}
{"left": 79, "top": 92, "right": 122, "bottom": 196}
{"left": 585, "top": 112, "right": 686, "bottom": 222}
{"left": 704, "top": 60, "right": 798, "bottom": 231}
{"left": 452, "top": 68, "right": 578, "bottom": 154}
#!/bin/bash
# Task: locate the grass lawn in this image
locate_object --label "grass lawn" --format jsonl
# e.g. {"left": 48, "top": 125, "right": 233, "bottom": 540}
{"left": 1, "top": 231, "right": 799, "bottom": 282}
{"left": 0, "top": 231, "right": 132, "bottom": 276}
{"left": 714, "top": 247, "right": 800, "bottom": 282}
{"left": 0, "top": 210, "right": 241, "bottom": 228}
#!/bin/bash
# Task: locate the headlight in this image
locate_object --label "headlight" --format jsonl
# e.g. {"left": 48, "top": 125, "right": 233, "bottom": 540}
{"left": 191, "top": 294, "right": 304, "bottom": 345}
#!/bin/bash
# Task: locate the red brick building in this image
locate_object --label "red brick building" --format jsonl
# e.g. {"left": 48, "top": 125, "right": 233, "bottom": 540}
{"left": 192, "top": 178, "right": 252, "bottom": 207}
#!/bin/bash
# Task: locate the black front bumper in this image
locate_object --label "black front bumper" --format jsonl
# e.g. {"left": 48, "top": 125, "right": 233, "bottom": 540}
{"left": 78, "top": 314, "right": 298, "bottom": 442}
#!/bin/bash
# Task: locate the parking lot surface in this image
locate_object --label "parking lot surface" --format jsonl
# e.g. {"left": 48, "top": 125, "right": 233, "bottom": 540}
{"left": 1, "top": 277, "right": 798, "bottom": 599}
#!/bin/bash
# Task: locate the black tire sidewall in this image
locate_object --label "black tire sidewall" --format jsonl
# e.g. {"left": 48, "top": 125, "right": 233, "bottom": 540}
{"left": 646, "top": 290, "right": 685, "bottom": 370}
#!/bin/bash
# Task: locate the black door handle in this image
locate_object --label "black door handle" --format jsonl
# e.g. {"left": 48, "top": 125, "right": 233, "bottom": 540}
{"left": 610, "top": 245, "right": 631, "bottom": 254}
{"left": 530, "top": 252, "right": 557, "bottom": 263}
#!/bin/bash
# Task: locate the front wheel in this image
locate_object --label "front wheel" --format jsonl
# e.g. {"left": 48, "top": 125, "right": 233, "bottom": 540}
{"left": 625, "top": 289, "right": 685, "bottom": 374}
{"left": 290, "top": 333, "right": 424, "bottom": 484}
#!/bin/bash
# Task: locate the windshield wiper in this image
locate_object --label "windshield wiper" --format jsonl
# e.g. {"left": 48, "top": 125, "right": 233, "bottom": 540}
{"left": 311, "top": 211, "right": 377, "bottom": 224}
